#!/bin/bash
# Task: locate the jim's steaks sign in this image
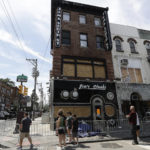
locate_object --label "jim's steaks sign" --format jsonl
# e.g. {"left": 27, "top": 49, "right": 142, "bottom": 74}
{"left": 55, "top": 7, "right": 61, "bottom": 47}
{"left": 79, "top": 84, "right": 106, "bottom": 90}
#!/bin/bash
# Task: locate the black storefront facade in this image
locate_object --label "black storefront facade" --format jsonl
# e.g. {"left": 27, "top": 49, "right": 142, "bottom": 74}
{"left": 50, "top": 79, "right": 119, "bottom": 124}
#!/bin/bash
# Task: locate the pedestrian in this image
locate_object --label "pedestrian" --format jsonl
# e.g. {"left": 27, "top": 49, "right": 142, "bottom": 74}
{"left": 66, "top": 112, "right": 73, "bottom": 143}
{"left": 126, "top": 106, "right": 138, "bottom": 145}
{"left": 14, "top": 109, "right": 24, "bottom": 134}
{"left": 56, "top": 110, "right": 66, "bottom": 149}
{"left": 18, "top": 112, "right": 33, "bottom": 150}
{"left": 136, "top": 112, "right": 141, "bottom": 142}
{"left": 72, "top": 114, "right": 79, "bottom": 146}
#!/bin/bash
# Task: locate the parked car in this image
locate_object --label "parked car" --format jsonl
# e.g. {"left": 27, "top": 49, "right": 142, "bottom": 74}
{"left": 0, "top": 111, "right": 5, "bottom": 119}
{"left": 0, "top": 111, "right": 9, "bottom": 120}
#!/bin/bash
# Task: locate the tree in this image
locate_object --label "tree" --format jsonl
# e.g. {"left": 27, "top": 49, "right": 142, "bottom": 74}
{"left": 0, "top": 78, "right": 15, "bottom": 87}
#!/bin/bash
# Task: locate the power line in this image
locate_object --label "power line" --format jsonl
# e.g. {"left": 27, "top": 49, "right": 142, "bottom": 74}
{"left": 0, "top": 0, "right": 28, "bottom": 59}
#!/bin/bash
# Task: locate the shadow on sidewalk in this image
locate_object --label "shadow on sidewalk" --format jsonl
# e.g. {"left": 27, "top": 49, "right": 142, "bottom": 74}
{"left": 65, "top": 143, "right": 90, "bottom": 150}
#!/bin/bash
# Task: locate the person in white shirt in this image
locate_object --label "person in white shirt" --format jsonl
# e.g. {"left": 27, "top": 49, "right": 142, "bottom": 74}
{"left": 136, "top": 113, "right": 140, "bottom": 142}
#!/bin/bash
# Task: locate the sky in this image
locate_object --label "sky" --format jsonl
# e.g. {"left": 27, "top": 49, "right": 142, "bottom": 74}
{"left": 0, "top": 0, "right": 150, "bottom": 102}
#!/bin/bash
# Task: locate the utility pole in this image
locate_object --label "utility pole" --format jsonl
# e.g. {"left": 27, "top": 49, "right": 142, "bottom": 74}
{"left": 37, "top": 83, "right": 44, "bottom": 111}
{"left": 26, "top": 59, "right": 39, "bottom": 120}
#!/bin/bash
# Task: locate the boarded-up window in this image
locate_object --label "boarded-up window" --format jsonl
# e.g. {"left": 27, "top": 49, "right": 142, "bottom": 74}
{"left": 63, "top": 63, "right": 75, "bottom": 76}
{"left": 121, "top": 67, "right": 143, "bottom": 83}
{"left": 94, "top": 66, "right": 106, "bottom": 78}
{"left": 62, "top": 57, "right": 106, "bottom": 79}
{"left": 128, "top": 68, "right": 136, "bottom": 83}
{"left": 135, "top": 69, "right": 143, "bottom": 83}
{"left": 121, "top": 68, "right": 128, "bottom": 79}
{"left": 77, "top": 64, "right": 92, "bottom": 78}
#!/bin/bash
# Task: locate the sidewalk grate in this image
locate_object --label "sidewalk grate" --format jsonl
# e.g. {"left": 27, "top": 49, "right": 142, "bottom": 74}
{"left": 0, "top": 144, "right": 9, "bottom": 149}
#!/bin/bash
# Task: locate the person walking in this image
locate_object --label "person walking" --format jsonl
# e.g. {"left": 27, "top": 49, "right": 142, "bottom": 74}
{"left": 56, "top": 110, "right": 66, "bottom": 150}
{"left": 72, "top": 114, "right": 79, "bottom": 146}
{"left": 136, "top": 112, "right": 141, "bottom": 142}
{"left": 66, "top": 112, "right": 73, "bottom": 143}
{"left": 126, "top": 106, "right": 138, "bottom": 145}
{"left": 18, "top": 112, "right": 33, "bottom": 150}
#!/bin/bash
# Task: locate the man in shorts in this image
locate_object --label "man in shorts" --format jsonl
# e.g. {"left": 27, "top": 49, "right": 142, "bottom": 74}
{"left": 18, "top": 112, "right": 33, "bottom": 149}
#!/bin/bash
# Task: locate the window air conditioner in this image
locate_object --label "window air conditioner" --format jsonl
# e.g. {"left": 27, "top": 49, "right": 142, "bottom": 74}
{"left": 120, "top": 59, "right": 128, "bottom": 65}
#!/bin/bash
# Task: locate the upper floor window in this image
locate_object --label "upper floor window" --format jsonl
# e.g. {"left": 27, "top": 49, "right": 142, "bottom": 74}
{"left": 94, "top": 17, "right": 101, "bottom": 26}
{"left": 129, "top": 40, "right": 136, "bottom": 53}
{"left": 62, "top": 30, "right": 71, "bottom": 45}
{"left": 96, "top": 36, "right": 104, "bottom": 49}
{"left": 63, "top": 12, "right": 70, "bottom": 21}
{"left": 115, "top": 39, "right": 122, "bottom": 51}
{"left": 62, "top": 56, "right": 106, "bottom": 79}
{"left": 80, "top": 34, "right": 88, "bottom": 47}
{"left": 79, "top": 15, "right": 86, "bottom": 24}
{"left": 145, "top": 42, "right": 150, "bottom": 55}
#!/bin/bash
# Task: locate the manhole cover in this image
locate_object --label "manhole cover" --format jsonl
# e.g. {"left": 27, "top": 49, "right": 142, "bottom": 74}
{"left": 101, "top": 143, "right": 123, "bottom": 149}
{"left": 0, "top": 144, "right": 9, "bottom": 149}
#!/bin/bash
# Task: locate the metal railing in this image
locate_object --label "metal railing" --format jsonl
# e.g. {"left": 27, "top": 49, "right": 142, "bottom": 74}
{"left": 0, "top": 118, "right": 150, "bottom": 139}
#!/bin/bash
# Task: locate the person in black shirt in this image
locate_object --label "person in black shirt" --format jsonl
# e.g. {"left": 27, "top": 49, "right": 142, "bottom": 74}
{"left": 72, "top": 114, "right": 78, "bottom": 145}
{"left": 18, "top": 112, "right": 33, "bottom": 150}
{"left": 126, "top": 106, "right": 138, "bottom": 145}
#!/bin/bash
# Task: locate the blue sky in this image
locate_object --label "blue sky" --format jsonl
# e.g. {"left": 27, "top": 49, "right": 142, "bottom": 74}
{"left": 0, "top": 0, "right": 150, "bottom": 100}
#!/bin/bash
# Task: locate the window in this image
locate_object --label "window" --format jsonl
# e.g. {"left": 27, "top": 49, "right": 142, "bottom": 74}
{"left": 62, "top": 57, "right": 106, "bottom": 79}
{"left": 145, "top": 42, "right": 150, "bottom": 55}
{"left": 79, "top": 15, "right": 86, "bottom": 24}
{"left": 62, "top": 30, "right": 70, "bottom": 45}
{"left": 96, "top": 36, "right": 104, "bottom": 49}
{"left": 94, "top": 17, "right": 101, "bottom": 26}
{"left": 115, "top": 39, "right": 122, "bottom": 51}
{"left": 80, "top": 34, "right": 88, "bottom": 47}
{"left": 63, "top": 12, "right": 70, "bottom": 21}
{"left": 121, "top": 67, "right": 143, "bottom": 83}
{"left": 129, "top": 41, "right": 136, "bottom": 53}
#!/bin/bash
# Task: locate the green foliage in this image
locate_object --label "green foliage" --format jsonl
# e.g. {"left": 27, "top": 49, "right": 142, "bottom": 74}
{"left": 0, "top": 78, "right": 15, "bottom": 87}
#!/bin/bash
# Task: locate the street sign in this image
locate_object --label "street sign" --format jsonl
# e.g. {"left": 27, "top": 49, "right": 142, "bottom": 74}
{"left": 17, "top": 74, "right": 28, "bottom": 82}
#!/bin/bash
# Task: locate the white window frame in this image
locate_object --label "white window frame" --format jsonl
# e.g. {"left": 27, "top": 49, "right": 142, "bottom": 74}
{"left": 63, "top": 12, "right": 70, "bottom": 21}
{"left": 94, "top": 17, "right": 101, "bottom": 26}
{"left": 80, "top": 34, "right": 88, "bottom": 47}
{"left": 79, "top": 15, "right": 86, "bottom": 24}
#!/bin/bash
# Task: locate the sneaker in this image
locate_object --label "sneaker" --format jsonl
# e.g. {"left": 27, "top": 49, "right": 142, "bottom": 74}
{"left": 30, "top": 144, "right": 34, "bottom": 149}
{"left": 132, "top": 141, "right": 138, "bottom": 145}
{"left": 137, "top": 137, "right": 141, "bottom": 142}
{"left": 17, "top": 146, "right": 22, "bottom": 150}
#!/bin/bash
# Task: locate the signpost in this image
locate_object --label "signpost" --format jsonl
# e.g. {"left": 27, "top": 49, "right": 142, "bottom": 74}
{"left": 17, "top": 74, "right": 28, "bottom": 83}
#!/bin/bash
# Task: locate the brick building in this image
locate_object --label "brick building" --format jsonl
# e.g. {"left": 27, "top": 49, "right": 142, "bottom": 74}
{"left": 0, "top": 81, "right": 19, "bottom": 111}
{"left": 50, "top": 0, "right": 118, "bottom": 123}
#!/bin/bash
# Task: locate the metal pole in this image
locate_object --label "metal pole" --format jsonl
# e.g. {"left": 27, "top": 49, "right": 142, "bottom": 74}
{"left": 26, "top": 59, "right": 39, "bottom": 121}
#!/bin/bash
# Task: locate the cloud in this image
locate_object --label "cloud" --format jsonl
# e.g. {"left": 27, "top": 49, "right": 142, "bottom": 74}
{"left": 0, "top": 29, "right": 50, "bottom": 62}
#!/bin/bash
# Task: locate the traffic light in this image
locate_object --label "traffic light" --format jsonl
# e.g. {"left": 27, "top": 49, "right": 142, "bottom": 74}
{"left": 18, "top": 85, "right": 23, "bottom": 94}
{"left": 24, "top": 86, "right": 28, "bottom": 96}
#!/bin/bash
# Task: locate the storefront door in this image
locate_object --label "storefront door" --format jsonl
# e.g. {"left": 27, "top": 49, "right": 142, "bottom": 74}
{"left": 92, "top": 96, "right": 104, "bottom": 120}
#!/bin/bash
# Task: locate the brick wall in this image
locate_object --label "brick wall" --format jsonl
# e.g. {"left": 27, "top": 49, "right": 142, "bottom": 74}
{"left": 52, "top": 9, "right": 114, "bottom": 81}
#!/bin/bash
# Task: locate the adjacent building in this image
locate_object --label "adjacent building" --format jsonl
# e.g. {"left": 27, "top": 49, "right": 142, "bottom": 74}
{"left": 110, "top": 23, "right": 150, "bottom": 118}
{"left": 50, "top": 0, "right": 119, "bottom": 123}
{"left": 0, "top": 81, "right": 19, "bottom": 111}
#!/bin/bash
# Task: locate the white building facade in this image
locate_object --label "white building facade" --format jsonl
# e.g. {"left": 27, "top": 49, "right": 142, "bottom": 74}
{"left": 110, "top": 23, "right": 150, "bottom": 118}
